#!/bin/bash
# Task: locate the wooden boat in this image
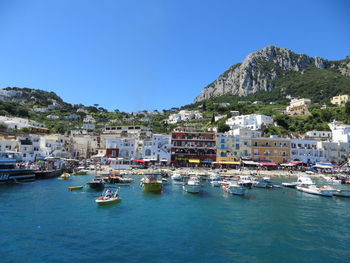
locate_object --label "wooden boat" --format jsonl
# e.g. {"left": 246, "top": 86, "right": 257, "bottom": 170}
{"left": 96, "top": 188, "right": 122, "bottom": 206}
{"left": 68, "top": 185, "right": 84, "bottom": 191}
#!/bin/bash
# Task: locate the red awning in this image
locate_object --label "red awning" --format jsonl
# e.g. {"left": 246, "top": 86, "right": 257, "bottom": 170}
{"left": 260, "top": 162, "right": 277, "bottom": 166}
{"left": 131, "top": 159, "right": 145, "bottom": 163}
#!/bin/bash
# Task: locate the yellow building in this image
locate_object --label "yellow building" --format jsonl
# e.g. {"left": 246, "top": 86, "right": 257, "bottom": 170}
{"left": 331, "top": 95, "right": 349, "bottom": 106}
{"left": 216, "top": 134, "right": 241, "bottom": 165}
{"left": 251, "top": 136, "right": 290, "bottom": 164}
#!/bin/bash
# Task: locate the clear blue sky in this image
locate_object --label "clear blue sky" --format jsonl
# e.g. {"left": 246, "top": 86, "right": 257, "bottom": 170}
{"left": 0, "top": 0, "right": 349, "bottom": 112}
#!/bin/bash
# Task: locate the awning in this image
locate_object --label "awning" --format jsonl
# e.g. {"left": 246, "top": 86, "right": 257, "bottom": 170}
{"left": 242, "top": 160, "right": 260, "bottom": 166}
{"left": 131, "top": 159, "right": 145, "bottom": 163}
{"left": 260, "top": 162, "right": 277, "bottom": 166}
{"left": 189, "top": 159, "right": 200, "bottom": 164}
{"left": 201, "top": 160, "right": 213, "bottom": 163}
{"left": 313, "top": 162, "right": 335, "bottom": 169}
{"left": 281, "top": 161, "right": 301, "bottom": 167}
{"left": 91, "top": 154, "right": 105, "bottom": 158}
{"left": 217, "top": 161, "right": 241, "bottom": 165}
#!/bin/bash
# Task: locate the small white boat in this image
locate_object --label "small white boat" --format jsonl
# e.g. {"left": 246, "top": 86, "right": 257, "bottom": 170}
{"left": 263, "top": 177, "right": 272, "bottom": 183}
{"left": 183, "top": 176, "right": 201, "bottom": 194}
{"left": 323, "top": 176, "right": 342, "bottom": 185}
{"left": 334, "top": 189, "right": 350, "bottom": 197}
{"left": 237, "top": 176, "right": 253, "bottom": 188}
{"left": 223, "top": 181, "right": 247, "bottom": 196}
{"left": 296, "top": 185, "right": 336, "bottom": 197}
{"left": 283, "top": 176, "right": 314, "bottom": 188}
{"left": 210, "top": 180, "right": 220, "bottom": 187}
{"left": 96, "top": 188, "right": 122, "bottom": 205}
{"left": 171, "top": 173, "right": 182, "bottom": 180}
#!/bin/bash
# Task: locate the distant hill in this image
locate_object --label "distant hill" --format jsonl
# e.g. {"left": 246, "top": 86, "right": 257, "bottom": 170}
{"left": 195, "top": 46, "right": 350, "bottom": 103}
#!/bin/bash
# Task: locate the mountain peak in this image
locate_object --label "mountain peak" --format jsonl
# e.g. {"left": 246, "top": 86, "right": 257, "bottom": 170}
{"left": 194, "top": 46, "right": 335, "bottom": 102}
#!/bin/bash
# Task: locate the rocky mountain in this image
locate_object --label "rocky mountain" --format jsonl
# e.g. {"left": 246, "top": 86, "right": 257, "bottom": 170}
{"left": 195, "top": 46, "right": 350, "bottom": 102}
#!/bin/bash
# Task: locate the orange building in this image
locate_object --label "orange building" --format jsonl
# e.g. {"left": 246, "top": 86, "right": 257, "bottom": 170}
{"left": 251, "top": 136, "right": 290, "bottom": 164}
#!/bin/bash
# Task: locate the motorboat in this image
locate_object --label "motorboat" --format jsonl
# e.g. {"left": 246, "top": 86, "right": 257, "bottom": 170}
{"left": 237, "top": 176, "right": 253, "bottom": 188}
{"left": 87, "top": 178, "right": 105, "bottom": 190}
{"left": 183, "top": 176, "right": 201, "bottom": 194}
{"left": 59, "top": 173, "right": 70, "bottom": 180}
{"left": 171, "top": 173, "right": 182, "bottom": 180}
{"left": 334, "top": 189, "right": 350, "bottom": 197}
{"left": 210, "top": 179, "right": 221, "bottom": 187}
{"left": 108, "top": 175, "right": 133, "bottom": 185}
{"left": 263, "top": 177, "right": 272, "bottom": 183}
{"left": 282, "top": 176, "right": 314, "bottom": 188}
{"left": 96, "top": 188, "right": 122, "bottom": 205}
{"left": 296, "top": 185, "right": 336, "bottom": 197}
{"left": 223, "top": 181, "right": 247, "bottom": 196}
{"left": 68, "top": 185, "right": 84, "bottom": 191}
{"left": 73, "top": 169, "right": 88, "bottom": 176}
{"left": 0, "top": 152, "right": 36, "bottom": 183}
{"left": 141, "top": 174, "right": 163, "bottom": 192}
{"left": 322, "top": 176, "right": 342, "bottom": 185}
{"left": 161, "top": 178, "right": 168, "bottom": 185}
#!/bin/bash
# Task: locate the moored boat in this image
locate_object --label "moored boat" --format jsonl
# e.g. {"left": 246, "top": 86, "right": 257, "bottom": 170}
{"left": 0, "top": 152, "right": 36, "bottom": 183}
{"left": 141, "top": 174, "right": 162, "bottom": 192}
{"left": 59, "top": 173, "right": 70, "bottom": 180}
{"left": 296, "top": 185, "right": 336, "bottom": 197}
{"left": 87, "top": 178, "right": 105, "bottom": 190}
{"left": 223, "top": 181, "right": 247, "bottom": 196}
{"left": 237, "top": 176, "right": 253, "bottom": 188}
{"left": 183, "top": 176, "right": 201, "bottom": 194}
{"left": 68, "top": 185, "right": 84, "bottom": 191}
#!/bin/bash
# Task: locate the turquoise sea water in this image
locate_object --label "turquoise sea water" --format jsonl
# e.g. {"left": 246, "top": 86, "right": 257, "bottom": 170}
{"left": 1, "top": 174, "right": 350, "bottom": 263}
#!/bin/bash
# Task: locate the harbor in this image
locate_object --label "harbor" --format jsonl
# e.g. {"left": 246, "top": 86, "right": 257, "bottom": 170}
{"left": 1, "top": 168, "right": 350, "bottom": 262}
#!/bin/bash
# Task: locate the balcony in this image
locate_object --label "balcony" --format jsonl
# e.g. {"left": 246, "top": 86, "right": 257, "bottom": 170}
{"left": 172, "top": 137, "right": 215, "bottom": 141}
{"left": 171, "top": 145, "right": 216, "bottom": 149}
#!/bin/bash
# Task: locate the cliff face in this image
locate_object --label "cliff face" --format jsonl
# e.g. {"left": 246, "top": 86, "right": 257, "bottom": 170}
{"left": 195, "top": 46, "right": 348, "bottom": 102}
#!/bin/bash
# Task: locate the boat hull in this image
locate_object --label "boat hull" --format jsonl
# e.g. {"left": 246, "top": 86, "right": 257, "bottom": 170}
{"left": 142, "top": 182, "right": 162, "bottom": 192}
{"left": 68, "top": 186, "right": 84, "bottom": 191}
{"left": 183, "top": 184, "right": 201, "bottom": 193}
{"left": 296, "top": 186, "right": 334, "bottom": 197}
{"left": 96, "top": 198, "right": 122, "bottom": 206}
{"left": 226, "top": 186, "right": 247, "bottom": 196}
{"left": 0, "top": 169, "right": 36, "bottom": 183}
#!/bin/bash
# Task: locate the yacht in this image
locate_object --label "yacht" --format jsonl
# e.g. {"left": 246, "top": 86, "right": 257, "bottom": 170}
{"left": 282, "top": 176, "right": 314, "bottom": 188}
{"left": 140, "top": 174, "right": 162, "bottom": 192}
{"left": 237, "top": 176, "right": 254, "bottom": 188}
{"left": 0, "top": 152, "right": 35, "bottom": 183}
{"left": 296, "top": 185, "right": 336, "bottom": 197}
{"left": 183, "top": 176, "right": 201, "bottom": 194}
{"left": 223, "top": 181, "right": 247, "bottom": 196}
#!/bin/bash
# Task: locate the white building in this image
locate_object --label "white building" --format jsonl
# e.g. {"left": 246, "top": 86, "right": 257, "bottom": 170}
{"left": 82, "top": 123, "right": 96, "bottom": 130}
{"left": 65, "top": 114, "right": 80, "bottom": 120}
{"left": 167, "top": 110, "right": 203, "bottom": 124}
{"left": 329, "top": 121, "right": 350, "bottom": 143}
{"left": 290, "top": 139, "right": 326, "bottom": 164}
{"left": 77, "top": 108, "right": 88, "bottom": 114}
{"left": 225, "top": 114, "right": 273, "bottom": 131}
{"left": 71, "top": 135, "right": 99, "bottom": 158}
{"left": 32, "top": 107, "right": 48, "bottom": 113}
{"left": 106, "top": 138, "right": 138, "bottom": 159}
{"left": 142, "top": 134, "right": 171, "bottom": 164}
{"left": 304, "top": 130, "right": 332, "bottom": 140}
{"left": 17, "top": 135, "right": 42, "bottom": 162}
{"left": 286, "top": 98, "right": 311, "bottom": 115}
{"left": 47, "top": 115, "right": 60, "bottom": 120}
{"left": 83, "top": 115, "right": 95, "bottom": 123}
{"left": 214, "top": 115, "right": 226, "bottom": 122}
{"left": 0, "top": 137, "right": 18, "bottom": 152}
{"left": 0, "top": 116, "right": 46, "bottom": 131}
